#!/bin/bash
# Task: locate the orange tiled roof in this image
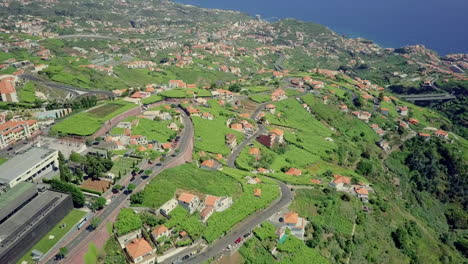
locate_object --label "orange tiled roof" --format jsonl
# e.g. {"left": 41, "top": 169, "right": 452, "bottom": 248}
{"left": 355, "top": 187, "right": 369, "bottom": 195}
{"left": 178, "top": 193, "right": 197, "bottom": 203}
{"left": 253, "top": 189, "right": 262, "bottom": 197}
{"left": 249, "top": 148, "right": 260, "bottom": 155}
{"left": 205, "top": 195, "right": 219, "bottom": 207}
{"left": 310, "top": 179, "right": 321, "bottom": 184}
{"left": 125, "top": 238, "right": 152, "bottom": 260}
{"left": 269, "top": 128, "right": 284, "bottom": 136}
{"left": 152, "top": 225, "right": 168, "bottom": 236}
{"left": 435, "top": 129, "right": 448, "bottom": 136}
{"left": 230, "top": 123, "right": 243, "bottom": 130}
{"left": 284, "top": 212, "right": 298, "bottom": 224}
{"left": 285, "top": 168, "right": 302, "bottom": 176}
{"left": 201, "top": 159, "right": 216, "bottom": 168}
{"left": 333, "top": 174, "right": 351, "bottom": 185}
{"left": 0, "top": 77, "right": 16, "bottom": 94}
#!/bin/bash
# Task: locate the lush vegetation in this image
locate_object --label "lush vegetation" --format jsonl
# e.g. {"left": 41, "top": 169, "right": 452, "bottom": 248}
{"left": 131, "top": 163, "right": 241, "bottom": 208}
{"left": 17, "top": 210, "right": 86, "bottom": 264}
{"left": 51, "top": 101, "right": 136, "bottom": 136}
{"left": 48, "top": 179, "right": 85, "bottom": 207}
{"left": 114, "top": 208, "right": 143, "bottom": 236}
{"left": 17, "top": 82, "right": 37, "bottom": 103}
{"left": 240, "top": 221, "right": 329, "bottom": 264}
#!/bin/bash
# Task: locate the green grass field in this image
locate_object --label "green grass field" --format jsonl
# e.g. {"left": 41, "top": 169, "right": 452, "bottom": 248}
{"left": 192, "top": 116, "right": 243, "bottom": 155}
{"left": 17, "top": 210, "right": 87, "bottom": 264}
{"left": 109, "top": 156, "right": 140, "bottom": 176}
{"left": 141, "top": 95, "right": 163, "bottom": 104}
{"left": 135, "top": 163, "right": 242, "bottom": 208}
{"left": 134, "top": 164, "right": 280, "bottom": 243}
{"left": 249, "top": 94, "right": 271, "bottom": 103}
{"left": 17, "top": 82, "right": 37, "bottom": 103}
{"left": 247, "top": 86, "right": 271, "bottom": 93}
{"left": 83, "top": 242, "right": 99, "bottom": 264}
{"left": 160, "top": 88, "right": 211, "bottom": 98}
{"left": 0, "top": 157, "right": 7, "bottom": 165}
{"left": 240, "top": 221, "right": 329, "bottom": 264}
{"left": 125, "top": 116, "right": 177, "bottom": 143}
{"left": 51, "top": 101, "right": 136, "bottom": 136}
{"left": 290, "top": 189, "right": 357, "bottom": 236}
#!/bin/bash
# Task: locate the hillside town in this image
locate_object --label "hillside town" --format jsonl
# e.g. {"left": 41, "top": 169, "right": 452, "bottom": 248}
{"left": 0, "top": 1, "right": 466, "bottom": 264}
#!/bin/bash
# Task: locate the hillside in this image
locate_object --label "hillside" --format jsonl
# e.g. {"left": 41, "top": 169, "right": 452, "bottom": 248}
{"left": 0, "top": 0, "right": 466, "bottom": 263}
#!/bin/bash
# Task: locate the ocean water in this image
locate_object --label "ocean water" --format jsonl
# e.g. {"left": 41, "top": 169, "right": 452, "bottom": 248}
{"left": 176, "top": 0, "right": 468, "bottom": 55}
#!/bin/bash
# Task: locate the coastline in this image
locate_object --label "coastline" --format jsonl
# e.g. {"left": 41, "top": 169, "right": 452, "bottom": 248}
{"left": 175, "top": 0, "right": 468, "bottom": 55}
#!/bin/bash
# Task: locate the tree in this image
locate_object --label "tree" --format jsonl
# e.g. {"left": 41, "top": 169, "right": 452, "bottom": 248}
{"left": 127, "top": 183, "right": 136, "bottom": 193}
{"left": 90, "top": 217, "right": 102, "bottom": 230}
{"left": 130, "top": 191, "right": 144, "bottom": 204}
{"left": 49, "top": 179, "right": 85, "bottom": 207}
{"left": 139, "top": 212, "right": 163, "bottom": 227}
{"left": 228, "top": 83, "right": 241, "bottom": 92}
{"left": 58, "top": 151, "right": 73, "bottom": 182}
{"left": 113, "top": 184, "right": 123, "bottom": 192}
{"left": 91, "top": 197, "right": 107, "bottom": 211}
{"left": 356, "top": 160, "right": 373, "bottom": 176}
{"left": 83, "top": 154, "right": 114, "bottom": 180}
{"left": 69, "top": 152, "right": 84, "bottom": 163}
{"left": 56, "top": 247, "right": 68, "bottom": 260}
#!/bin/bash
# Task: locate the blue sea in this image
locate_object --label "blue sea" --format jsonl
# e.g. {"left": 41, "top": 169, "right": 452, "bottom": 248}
{"left": 176, "top": 0, "right": 468, "bottom": 55}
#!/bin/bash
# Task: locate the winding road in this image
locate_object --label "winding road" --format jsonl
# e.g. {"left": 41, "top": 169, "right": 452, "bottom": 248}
{"left": 20, "top": 74, "right": 116, "bottom": 100}
{"left": 43, "top": 109, "right": 193, "bottom": 264}
{"left": 164, "top": 100, "right": 294, "bottom": 264}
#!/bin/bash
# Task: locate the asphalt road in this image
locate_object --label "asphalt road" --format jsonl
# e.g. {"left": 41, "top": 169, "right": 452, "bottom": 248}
{"left": 45, "top": 109, "right": 193, "bottom": 264}
{"left": 164, "top": 100, "right": 294, "bottom": 264}
{"left": 181, "top": 182, "right": 292, "bottom": 264}
{"left": 226, "top": 124, "right": 265, "bottom": 168}
{"left": 20, "top": 74, "right": 115, "bottom": 100}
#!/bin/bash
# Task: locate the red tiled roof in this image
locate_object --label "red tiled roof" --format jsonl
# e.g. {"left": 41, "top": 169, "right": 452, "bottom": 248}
{"left": 285, "top": 168, "right": 302, "bottom": 176}
{"left": 435, "top": 129, "right": 448, "bottom": 136}
{"left": 355, "top": 187, "right": 369, "bottom": 195}
{"left": 253, "top": 189, "right": 262, "bottom": 197}
{"left": 249, "top": 148, "right": 260, "bottom": 155}
{"left": 205, "top": 195, "right": 219, "bottom": 207}
{"left": 333, "top": 174, "right": 351, "bottom": 185}
{"left": 125, "top": 238, "right": 152, "bottom": 260}
{"left": 178, "top": 193, "right": 197, "bottom": 203}
{"left": 0, "top": 77, "right": 16, "bottom": 94}
{"left": 269, "top": 128, "right": 284, "bottom": 136}
{"left": 201, "top": 159, "right": 216, "bottom": 168}
{"left": 284, "top": 212, "right": 298, "bottom": 224}
{"left": 152, "top": 225, "right": 168, "bottom": 236}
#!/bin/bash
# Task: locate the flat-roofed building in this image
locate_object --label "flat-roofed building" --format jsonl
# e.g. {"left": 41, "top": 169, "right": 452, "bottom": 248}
{"left": 0, "top": 185, "right": 73, "bottom": 264}
{"left": 0, "top": 182, "right": 38, "bottom": 223}
{"left": 0, "top": 147, "right": 59, "bottom": 189}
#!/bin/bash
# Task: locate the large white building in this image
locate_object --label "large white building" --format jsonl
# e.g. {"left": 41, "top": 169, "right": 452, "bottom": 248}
{"left": 0, "top": 147, "right": 59, "bottom": 189}
{"left": 0, "top": 120, "right": 39, "bottom": 149}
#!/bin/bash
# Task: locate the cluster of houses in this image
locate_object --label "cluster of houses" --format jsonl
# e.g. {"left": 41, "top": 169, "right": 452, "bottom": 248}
{"left": 228, "top": 118, "right": 255, "bottom": 135}
{"left": 328, "top": 174, "right": 371, "bottom": 203}
{"left": 115, "top": 192, "right": 233, "bottom": 264}
{"left": 101, "top": 114, "right": 177, "bottom": 155}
